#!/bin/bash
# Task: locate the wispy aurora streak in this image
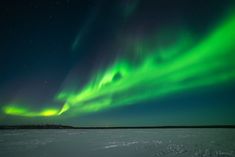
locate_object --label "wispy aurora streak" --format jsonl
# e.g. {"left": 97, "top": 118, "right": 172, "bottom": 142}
{"left": 3, "top": 104, "right": 60, "bottom": 117}
{"left": 57, "top": 14, "right": 235, "bottom": 116}
{"left": 3, "top": 14, "right": 235, "bottom": 117}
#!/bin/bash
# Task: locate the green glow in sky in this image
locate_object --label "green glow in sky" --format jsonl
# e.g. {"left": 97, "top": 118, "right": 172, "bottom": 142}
{"left": 3, "top": 104, "right": 60, "bottom": 117}
{"left": 56, "top": 14, "right": 235, "bottom": 116}
{"left": 3, "top": 14, "right": 235, "bottom": 117}
{"left": 121, "top": 0, "right": 140, "bottom": 18}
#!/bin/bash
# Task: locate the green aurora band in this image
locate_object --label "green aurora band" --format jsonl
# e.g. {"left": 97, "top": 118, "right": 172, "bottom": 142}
{"left": 2, "top": 14, "right": 235, "bottom": 117}
{"left": 3, "top": 104, "right": 60, "bottom": 117}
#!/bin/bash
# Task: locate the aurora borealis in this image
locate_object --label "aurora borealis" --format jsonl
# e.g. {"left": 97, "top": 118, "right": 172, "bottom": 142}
{"left": 1, "top": 0, "right": 235, "bottom": 126}
{"left": 56, "top": 14, "right": 235, "bottom": 116}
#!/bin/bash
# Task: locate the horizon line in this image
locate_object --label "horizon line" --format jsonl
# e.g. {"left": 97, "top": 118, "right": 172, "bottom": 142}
{"left": 1, "top": 124, "right": 235, "bottom": 129}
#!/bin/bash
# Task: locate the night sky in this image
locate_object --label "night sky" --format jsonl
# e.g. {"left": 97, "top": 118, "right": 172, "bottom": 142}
{"left": 1, "top": 0, "right": 235, "bottom": 126}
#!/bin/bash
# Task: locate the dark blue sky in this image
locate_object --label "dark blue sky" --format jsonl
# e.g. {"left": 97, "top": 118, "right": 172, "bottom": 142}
{"left": 0, "top": 0, "right": 235, "bottom": 126}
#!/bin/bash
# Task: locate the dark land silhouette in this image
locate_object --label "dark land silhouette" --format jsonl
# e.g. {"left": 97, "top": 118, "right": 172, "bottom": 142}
{"left": 0, "top": 124, "right": 235, "bottom": 129}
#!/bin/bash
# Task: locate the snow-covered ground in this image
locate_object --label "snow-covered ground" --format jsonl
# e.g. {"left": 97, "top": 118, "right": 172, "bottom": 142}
{"left": 0, "top": 129, "right": 234, "bottom": 157}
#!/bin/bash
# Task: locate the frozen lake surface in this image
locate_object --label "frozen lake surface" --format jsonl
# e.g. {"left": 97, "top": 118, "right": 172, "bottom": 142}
{"left": 0, "top": 129, "right": 234, "bottom": 157}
